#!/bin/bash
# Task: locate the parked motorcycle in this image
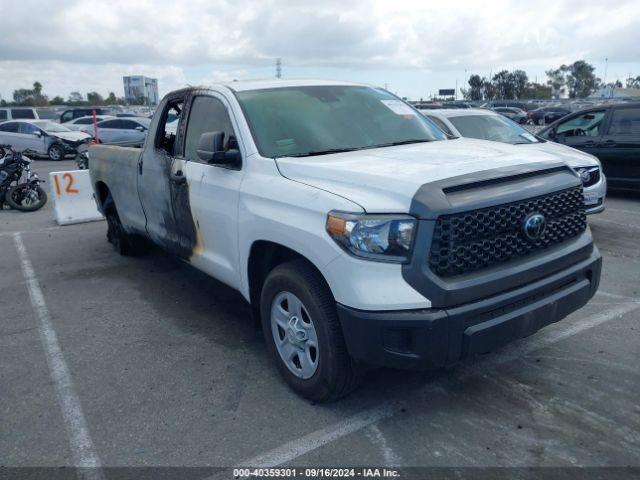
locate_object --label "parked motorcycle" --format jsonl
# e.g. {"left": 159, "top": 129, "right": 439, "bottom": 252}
{"left": 75, "top": 143, "right": 90, "bottom": 170}
{"left": 0, "top": 145, "right": 47, "bottom": 212}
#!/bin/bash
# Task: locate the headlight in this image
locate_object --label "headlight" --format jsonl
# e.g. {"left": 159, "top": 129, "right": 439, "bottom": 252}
{"left": 326, "top": 211, "right": 417, "bottom": 263}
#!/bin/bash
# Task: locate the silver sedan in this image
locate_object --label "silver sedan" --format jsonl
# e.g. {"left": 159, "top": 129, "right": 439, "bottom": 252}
{"left": 79, "top": 117, "right": 151, "bottom": 147}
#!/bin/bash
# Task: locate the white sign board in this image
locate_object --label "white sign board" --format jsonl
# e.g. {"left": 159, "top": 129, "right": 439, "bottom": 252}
{"left": 49, "top": 170, "right": 104, "bottom": 226}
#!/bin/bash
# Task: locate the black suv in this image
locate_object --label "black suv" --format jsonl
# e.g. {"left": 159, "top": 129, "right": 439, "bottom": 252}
{"left": 539, "top": 103, "right": 640, "bottom": 192}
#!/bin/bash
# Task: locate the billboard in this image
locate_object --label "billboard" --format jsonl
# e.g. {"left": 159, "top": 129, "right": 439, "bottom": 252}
{"left": 438, "top": 89, "right": 455, "bottom": 96}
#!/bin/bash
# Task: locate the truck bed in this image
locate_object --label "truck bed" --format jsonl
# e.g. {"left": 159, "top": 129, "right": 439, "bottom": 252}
{"left": 88, "top": 144, "right": 146, "bottom": 234}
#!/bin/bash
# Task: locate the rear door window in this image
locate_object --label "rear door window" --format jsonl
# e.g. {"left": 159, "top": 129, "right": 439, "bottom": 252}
{"left": 11, "top": 108, "right": 36, "bottom": 119}
{"left": 98, "top": 120, "right": 121, "bottom": 129}
{"left": 0, "top": 110, "right": 7, "bottom": 120}
{"left": 607, "top": 108, "right": 640, "bottom": 136}
{"left": 0, "top": 121, "right": 19, "bottom": 132}
{"left": 120, "top": 120, "right": 140, "bottom": 130}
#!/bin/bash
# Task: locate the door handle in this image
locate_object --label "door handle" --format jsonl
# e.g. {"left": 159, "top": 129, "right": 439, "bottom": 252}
{"left": 170, "top": 170, "right": 186, "bottom": 185}
{"left": 602, "top": 140, "right": 616, "bottom": 147}
{"left": 581, "top": 141, "right": 596, "bottom": 148}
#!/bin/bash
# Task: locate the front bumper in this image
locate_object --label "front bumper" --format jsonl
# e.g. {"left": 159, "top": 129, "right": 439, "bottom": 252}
{"left": 337, "top": 248, "right": 602, "bottom": 370}
{"left": 583, "top": 174, "right": 607, "bottom": 215}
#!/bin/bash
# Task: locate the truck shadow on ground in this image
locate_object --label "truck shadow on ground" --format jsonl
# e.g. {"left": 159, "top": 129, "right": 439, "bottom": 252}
{"left": 119, "top": 244, "right": 528, "bottom": 410}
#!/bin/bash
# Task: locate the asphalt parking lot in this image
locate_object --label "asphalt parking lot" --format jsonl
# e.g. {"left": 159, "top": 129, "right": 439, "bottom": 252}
{"left": 1, "top": 159, "right": 639, "bottom": 478}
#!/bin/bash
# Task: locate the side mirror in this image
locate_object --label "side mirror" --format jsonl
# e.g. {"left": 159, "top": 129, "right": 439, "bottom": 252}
{"left": 34, "top": 130, "right": 43, "bottom": 137}
{"left": 196, "top": 131, "right": 241, "bottom": 169}
{"left": 547, "top": 128, "right": 557, "bottom": 140}
{"left": 135, "top": 126, "right": 145, "bottom": 132}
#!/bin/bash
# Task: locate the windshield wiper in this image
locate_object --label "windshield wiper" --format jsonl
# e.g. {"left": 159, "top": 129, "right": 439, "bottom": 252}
{"left": 281, "top": 139, "right": 433, "bottom": 158}
{"left": 286, "top": 147, "right": 362, "bottom": 157}
{"left": 368, "top": 139, "right": 432, "bottom": 148}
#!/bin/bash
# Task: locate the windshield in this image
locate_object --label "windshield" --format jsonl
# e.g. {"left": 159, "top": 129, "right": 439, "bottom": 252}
{"left": 448, "top": 114, "right": 540, "bottom": 144}
{"left": 236, "top": 85, "right": 446, "bottom": 158}
{"left": 33, "top": 121, "right": 73, "bottom": 133}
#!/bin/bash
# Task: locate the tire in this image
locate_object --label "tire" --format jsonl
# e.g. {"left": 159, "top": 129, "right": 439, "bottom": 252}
{"left": 48, "top": 144, "right": 64, "bottom": 161}
{"left": 5, "top": 184, "right": 47, "bottom": 211}
{"left": 103, "top": 194, "right": 145, "bottom": 256}
{"left": 260, "top": 259, "right": 361, "bottom": 402}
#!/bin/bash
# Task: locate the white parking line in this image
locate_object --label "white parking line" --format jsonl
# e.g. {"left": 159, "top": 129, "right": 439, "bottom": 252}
{"left": 476, "top": 300, "right": 640, "bottom": 369}
{"left": 365, "top": 424, "right": 401, "bottom": 467}
{"left": 596, "top": 290, "right": 639, "bottom": 301}
{"left": 606, "top": 207, "right": 640, "bottom": 216}
{"left": 236, "top": 404, "right": 397, "bottom": 468}
{"left": 13, "top": 233, "right": 104, "bottom": 480}
{"left": 592, "top": 218, "right": 640, "bottom": 229}
{"left": 0, "top": 226, "right": 62, "bottom": 238}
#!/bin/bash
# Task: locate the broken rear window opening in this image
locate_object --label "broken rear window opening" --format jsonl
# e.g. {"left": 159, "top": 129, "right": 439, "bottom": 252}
{"left": 235, "top": 85, "right": 447, "bottom": 158}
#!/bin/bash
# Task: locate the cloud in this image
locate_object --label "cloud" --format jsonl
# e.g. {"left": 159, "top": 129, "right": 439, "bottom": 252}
{"left": 0, "top": 0, "right": 638, "bottom": 99}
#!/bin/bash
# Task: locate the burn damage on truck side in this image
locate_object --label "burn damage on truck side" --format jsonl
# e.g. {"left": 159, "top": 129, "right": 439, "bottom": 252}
{"left": 146, "top": 89, "right": 200, "bottom": 260}
{"left": 91, "top": 88, "right": 201, "bottom": 261}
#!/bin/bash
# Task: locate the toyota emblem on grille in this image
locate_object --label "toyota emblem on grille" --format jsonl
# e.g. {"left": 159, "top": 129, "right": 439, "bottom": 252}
{"left": 523, "top": 213, "right": 546, "bottom": 241}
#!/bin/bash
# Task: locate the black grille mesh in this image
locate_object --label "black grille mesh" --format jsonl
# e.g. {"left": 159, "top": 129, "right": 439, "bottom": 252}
{"left": 429, "top": 186, "right": 587, "bottom": 277}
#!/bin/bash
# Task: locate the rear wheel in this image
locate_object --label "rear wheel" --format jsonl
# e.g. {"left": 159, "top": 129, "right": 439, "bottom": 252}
{"left": 104, "top": 194, "right": 145, "bottom": 256}
{"left": 48, "top": 144, "right": 64, "bottom": 161}
{"left": 5, "top": 184, "right": 47, "bottom": 211}
{"left": 260, "top": 260, "right": 361, "bottom": 402}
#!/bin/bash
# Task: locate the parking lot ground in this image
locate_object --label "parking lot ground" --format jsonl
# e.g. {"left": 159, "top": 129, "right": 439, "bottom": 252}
{"left": 1, "top": 160, "right": 639, "bottom": 476}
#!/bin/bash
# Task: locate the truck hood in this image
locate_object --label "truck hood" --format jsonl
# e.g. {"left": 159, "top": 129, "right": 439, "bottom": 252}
{"left": 275, "top": 138, "right": 567, "bottom": 213}
{"left": 513, "top": 141, "right": 600, "bottom": 168}
{"left": 51, "top": 131, "right": 92, "bottom": 143}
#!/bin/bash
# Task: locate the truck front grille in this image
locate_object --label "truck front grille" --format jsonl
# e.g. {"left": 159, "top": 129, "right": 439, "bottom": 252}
{"left": 428, "top": 186, "right": 587, "bottom": 277}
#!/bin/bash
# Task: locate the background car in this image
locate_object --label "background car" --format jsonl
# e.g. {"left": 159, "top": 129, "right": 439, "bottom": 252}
{"left": 538, "top": 103, "right": 640, "bottom": 192}
{"left": 60, "top": 107, "right": 116, "bottom": 123}
{"left": 64, "top": 115, "right": 115, "bottom": 131}
{"left": 527, "top": 106, "right": 571, "bottom": 125}
{"left": 0, "top": 119, "right": 91, "bottom": 160}
{"left": 485, "top": 100, "right": 537, "bottom": 111}
{"left": 493, "top": 107, "right": 531, "bottom": 124}
{"left": 79, "top": 117, "right": 151, "bottom": 147}
{"left": 0, "top": 107, "right": 39, "bottom": 121}
{"left": 423, "top": 108, "right": 607, "bottom": 213}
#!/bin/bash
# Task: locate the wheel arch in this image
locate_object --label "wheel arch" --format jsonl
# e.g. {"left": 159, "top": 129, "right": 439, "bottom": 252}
{"left": 94, "top": 181, "right": 111, "bottom": 212}
{"left": 247, "top": 240, "right": 332, "bottom": 324}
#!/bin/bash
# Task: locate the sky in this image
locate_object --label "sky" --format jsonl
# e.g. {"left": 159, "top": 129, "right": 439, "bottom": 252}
{"left": 0, "top": 0, "right": 639, "bottom": 102}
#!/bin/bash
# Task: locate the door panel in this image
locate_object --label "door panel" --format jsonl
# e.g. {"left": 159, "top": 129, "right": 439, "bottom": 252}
{"left": 179, "top": 93, "right": 244, "bottom": 289}
{"left": 138, "top": 95, "right": 195, "bottom": 256}
{"left": 598, "top": 106, "right": 640, "bottom": 189}
{"left": 18, "top": 124, "right": 46, "bottom": 153}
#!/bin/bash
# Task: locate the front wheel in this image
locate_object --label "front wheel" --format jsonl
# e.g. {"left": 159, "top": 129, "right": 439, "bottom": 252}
{"left": 48, "top": 144, "right": 64, "bottom": 161}
{"left": 260, "top": 260, "right": 361, "bottom": 402}
{"left": 5, "top": 184, "right": 47, "bottom": 211}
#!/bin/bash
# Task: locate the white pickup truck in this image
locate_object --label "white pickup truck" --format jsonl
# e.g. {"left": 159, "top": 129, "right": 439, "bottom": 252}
{"left": 89, "top": 80, "right": 602, "bottom": 401}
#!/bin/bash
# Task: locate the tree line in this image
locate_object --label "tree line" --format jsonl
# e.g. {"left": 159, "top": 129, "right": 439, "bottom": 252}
{"left": 0, "top": 82, "right": 127, "bottom": 107}
{"left": 462, "top": 60, "right": 639, "bottom": 101}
